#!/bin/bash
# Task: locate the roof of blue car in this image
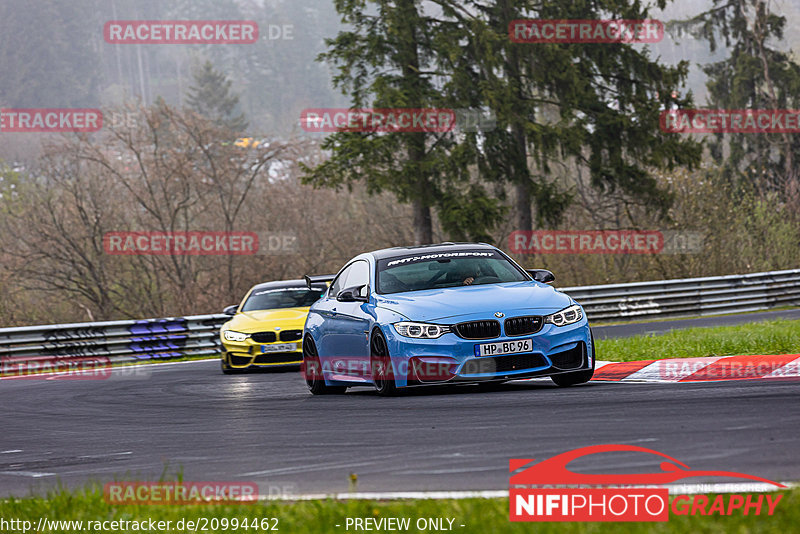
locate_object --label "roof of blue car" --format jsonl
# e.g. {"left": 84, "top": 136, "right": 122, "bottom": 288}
{"left": 369, "top": 242, "right": 496, "bottom": 260}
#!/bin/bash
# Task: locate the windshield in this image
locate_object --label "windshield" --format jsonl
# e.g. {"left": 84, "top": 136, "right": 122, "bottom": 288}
{"left": 376, "top": 250, "right": 529, "bottom": 294}
{"left": 241, "top": 287, "right": 324, "bottom": 311}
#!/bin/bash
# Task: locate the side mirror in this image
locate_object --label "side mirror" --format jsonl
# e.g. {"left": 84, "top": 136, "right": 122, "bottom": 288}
{"left": 223, "top": 305, "right": 239, "bottom": 316}
{"left": 527, "top": 269, "right": 555, "bottom": 284}
{"left": 336, "top": 285, "right": 369, "bottom": 303}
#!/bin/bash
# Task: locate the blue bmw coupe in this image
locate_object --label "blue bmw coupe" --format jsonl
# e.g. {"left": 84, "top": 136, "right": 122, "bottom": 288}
{"left": 302, "top": 243, "right": 594, "bottom": 395}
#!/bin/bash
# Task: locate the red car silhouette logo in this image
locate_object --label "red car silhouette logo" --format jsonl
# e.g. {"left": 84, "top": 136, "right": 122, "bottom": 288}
{"left": 510, "top": 444, "right": 785, "bottom": 487}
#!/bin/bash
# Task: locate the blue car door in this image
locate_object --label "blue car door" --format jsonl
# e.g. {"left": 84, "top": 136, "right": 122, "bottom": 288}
{"left": 326, "top": 260, "right": 371, "bottom": 378}
{"left": 314, "top": 263, "right": 353, "bottom": 361}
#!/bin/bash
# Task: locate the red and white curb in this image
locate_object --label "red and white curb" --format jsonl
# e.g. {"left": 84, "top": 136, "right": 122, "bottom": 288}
{"left": 592, "top": 354, "right": 800, "bottom": 382}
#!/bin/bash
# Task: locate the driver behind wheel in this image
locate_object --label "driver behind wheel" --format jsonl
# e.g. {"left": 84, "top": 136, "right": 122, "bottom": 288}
{"left": 445, "top": 261, "right": 479, "bottom": 286}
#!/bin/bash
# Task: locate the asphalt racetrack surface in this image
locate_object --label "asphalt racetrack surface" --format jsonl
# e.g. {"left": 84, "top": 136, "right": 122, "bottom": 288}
{"left": 1, "top": 357, "right": 798, "bottom": 497}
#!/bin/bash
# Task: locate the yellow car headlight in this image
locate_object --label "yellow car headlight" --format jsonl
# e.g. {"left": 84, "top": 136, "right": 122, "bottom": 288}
{"left": 223, "top": 330, "right": 248, "bottom": 342}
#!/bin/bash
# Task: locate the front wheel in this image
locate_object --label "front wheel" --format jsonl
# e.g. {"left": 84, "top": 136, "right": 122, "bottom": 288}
{"left": 220, "top": 353, "right": 239, "bottom": 375}
{"left": 370, "top": 330, "right": 398, "bottom": 396}
{"left": 303, "top": 336, "right": 346, "bottom": 395}
{"left": 476, "top": 380, "right": 508, "bottom": 392}
{"left": 550, "top": 368, "right": 594, "bottom": 387}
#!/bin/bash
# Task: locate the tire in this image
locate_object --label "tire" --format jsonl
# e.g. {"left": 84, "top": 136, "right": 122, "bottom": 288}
{"left": 303, "top": 335, "right": 346, "bottom": 395}
{"left": 550, "top": 368, "right": 594, "bottom": 387}
{"left": 370, "top": 330, "right": 398, "bottom": 396}
{"left": 220, "top": 353, "right": 239, "bottom": 375}
{"left": 551, "top": 331, "right": 595, "bottom": 387}
{"left": 477, "top": 380, "right": 508, "bottom": 392}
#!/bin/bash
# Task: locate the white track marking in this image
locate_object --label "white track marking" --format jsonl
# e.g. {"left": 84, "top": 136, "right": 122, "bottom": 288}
{"left": 260, "top": 490, "right": 507, "bottom": 501}
{"left": 0, "top": 471, "right": 55, "bottom": 478}
{"left": 77, "top": 451, "right": 132, "bottom": 459}
{"left": 257, "top": 482, "right": 796, "bottom": 501}
{"left": 122, "top": 359, "right": 217, "bottom": 368}
{"left": 241, "top": 459, "right": 379, "bottom": 477}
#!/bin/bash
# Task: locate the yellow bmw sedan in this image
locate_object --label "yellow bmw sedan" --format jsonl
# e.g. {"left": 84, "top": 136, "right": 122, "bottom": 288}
{"left": 219, "top": 279, "right": 327, "bottom": 373}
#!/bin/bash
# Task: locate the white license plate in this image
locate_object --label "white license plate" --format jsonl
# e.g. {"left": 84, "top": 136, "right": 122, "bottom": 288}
{"left": 262, "top": 343, "right": 298, "bottom": 353}
{"left": 475, "top": 339, "right": 532, "bottom": 357}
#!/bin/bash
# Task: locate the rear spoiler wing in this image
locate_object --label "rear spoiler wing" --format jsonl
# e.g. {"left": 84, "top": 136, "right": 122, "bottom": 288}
{"left": 304, "top": 274, "right": 336, "bottom": 289}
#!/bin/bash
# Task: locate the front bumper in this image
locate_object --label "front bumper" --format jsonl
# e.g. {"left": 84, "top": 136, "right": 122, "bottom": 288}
{"left": 222, "top": 340, "right": 303, "bottom": 369}
{"left": 382, "top": 319, "right": 593, "bottom": 387}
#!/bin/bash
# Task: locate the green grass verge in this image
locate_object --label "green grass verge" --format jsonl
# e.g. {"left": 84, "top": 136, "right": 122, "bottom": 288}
{"left": 590, "top": 306, "right": 799, "bottom": 327}
{"left": 1, "top": 486, "right": 797, "bottom": 533}
{"left": 597, "top": 319, "right": 800, "bottom": 362}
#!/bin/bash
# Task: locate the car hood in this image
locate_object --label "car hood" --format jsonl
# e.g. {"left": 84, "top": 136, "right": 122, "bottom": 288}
{"left": 224, "top": 307, "right": 310, "bottom": 332}
{"left": 373, "top": 281, "right": 573, "bottom": 322}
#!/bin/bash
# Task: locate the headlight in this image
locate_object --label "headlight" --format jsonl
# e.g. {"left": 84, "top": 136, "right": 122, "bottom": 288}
{"left": 223, "top": 330, "right": 248, "bottom": 342}
{"left": 544, "top": 304, "right": 583, "bottom": 327}
{"left": 393, "top": 322, "right": 451, "bottom": 339}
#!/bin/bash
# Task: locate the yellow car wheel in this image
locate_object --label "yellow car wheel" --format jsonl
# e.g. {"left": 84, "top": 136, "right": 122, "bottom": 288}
{"left": 220, "top": 353, "right": 242, "bottom": 375}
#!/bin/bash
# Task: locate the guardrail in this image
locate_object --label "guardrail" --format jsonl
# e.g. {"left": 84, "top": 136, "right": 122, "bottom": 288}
{"left": 1, "top": 269, "right": 798, "bottom": 367}
{"left": 0, "top": 315, "right": 228, "bottom": 367}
